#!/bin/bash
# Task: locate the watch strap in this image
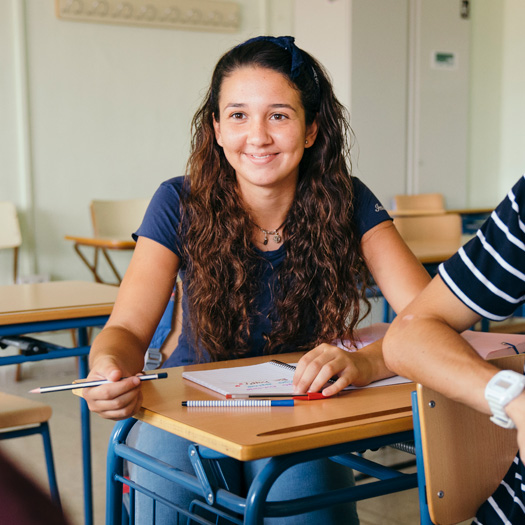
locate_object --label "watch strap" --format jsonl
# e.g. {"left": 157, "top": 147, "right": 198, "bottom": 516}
{"left": 485, "top": 370, "right": 525, "bottom": 429}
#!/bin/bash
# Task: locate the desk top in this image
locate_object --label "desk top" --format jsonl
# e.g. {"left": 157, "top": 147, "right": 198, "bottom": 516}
{"left": 65, "top": 235, "right": 136, "bottom": 250}
{"left": 447, "top": 207, "right": 493, "bottom": 216}
{"left": 0, "top": 280, "right": 119, "bottom": 325}
{"left": 135, "top": 353, "right": 414, "bottom": 461}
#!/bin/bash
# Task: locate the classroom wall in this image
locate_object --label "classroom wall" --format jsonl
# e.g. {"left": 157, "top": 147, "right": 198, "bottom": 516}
{"left": 2, "top": 0, "right": 525, "bottom": 285}
{"left": 468, "top": 0, "right": 525, "bottom": 205}
{"left": 498, "top": 0, "right": 525, "bottom": 194}
{"left": 0, "top": 0, "right": 294, "bottom": 285}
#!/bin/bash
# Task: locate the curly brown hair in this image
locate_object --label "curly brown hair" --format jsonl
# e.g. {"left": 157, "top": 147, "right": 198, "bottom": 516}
{"left": 181, "top": 38, "right": 372, "bottom": 361}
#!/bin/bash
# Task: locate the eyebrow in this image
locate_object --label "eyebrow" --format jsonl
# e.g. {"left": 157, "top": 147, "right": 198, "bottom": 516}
{"left": 223, "top": 103, "right": 298, "bottom": 113}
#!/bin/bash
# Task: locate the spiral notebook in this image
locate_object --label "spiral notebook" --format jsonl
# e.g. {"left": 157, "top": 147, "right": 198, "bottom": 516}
{"left": 180, "top": 320, "right": 525, "bottom": 397}
{"left": 182, "top": 359, "right": 411, "bottom": 397}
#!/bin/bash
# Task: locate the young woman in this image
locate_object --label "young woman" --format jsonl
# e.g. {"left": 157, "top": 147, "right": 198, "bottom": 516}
{"left": 84, "top": 36, "right": 430, "bottom": 523}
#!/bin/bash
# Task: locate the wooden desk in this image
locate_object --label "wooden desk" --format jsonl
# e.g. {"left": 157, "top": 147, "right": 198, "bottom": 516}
{"left": 65, "top": 235, "right": 136, "bottom": 284}
{"left": 0, "top": 280, "right": 118, "bottom": 525}
{"left": 447, "top": 207, "right": 493, "bottom": 216}
{"left": 0, "top": 280, "right": 118, "bottom": 324}
{"left": 138, "top": 353, "right": 413, "bottom": 461}
{"left": 388, "top": 207, "right": 493, "bottom": 218}
{"left": 105, "top": 354, "right": 416, "bottom": 524}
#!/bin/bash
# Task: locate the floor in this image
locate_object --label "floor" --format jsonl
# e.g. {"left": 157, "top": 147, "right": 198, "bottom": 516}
{"left": 0, "top": 334, "right": 471, "bottom": 525}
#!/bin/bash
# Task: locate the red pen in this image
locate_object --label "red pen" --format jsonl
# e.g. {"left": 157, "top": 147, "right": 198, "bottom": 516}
{"left": 227, "top": 392, "right": 329, "bottom": 400}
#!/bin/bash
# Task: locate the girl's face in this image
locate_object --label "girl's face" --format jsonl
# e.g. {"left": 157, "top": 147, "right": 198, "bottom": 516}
{"left": 213, "top": 66, "right": 318, "bottom": 195}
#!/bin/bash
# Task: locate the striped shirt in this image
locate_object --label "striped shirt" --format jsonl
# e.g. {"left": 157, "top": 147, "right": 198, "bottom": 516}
{"left": 439, "top": 175, "right": 525, "bottom": 524}
{"left": 440, "top": 175, "right": 525, "bottom": 321}
{"left": 473, "top": 454, "right": 525, "bottom": 524}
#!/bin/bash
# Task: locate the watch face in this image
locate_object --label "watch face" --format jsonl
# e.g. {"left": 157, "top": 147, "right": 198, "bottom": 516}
{"left": 496, "top": 379, "right": 512, "bottom": 389}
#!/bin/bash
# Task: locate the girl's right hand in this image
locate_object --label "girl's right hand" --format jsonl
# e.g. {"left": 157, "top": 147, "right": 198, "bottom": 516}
{"left": 82, "top": 357, "right": 144, "bottom": 420}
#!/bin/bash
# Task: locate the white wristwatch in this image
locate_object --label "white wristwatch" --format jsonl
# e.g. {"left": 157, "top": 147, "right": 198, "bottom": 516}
{"left": 484, "top": 370, "right": 525, "bottom": 429}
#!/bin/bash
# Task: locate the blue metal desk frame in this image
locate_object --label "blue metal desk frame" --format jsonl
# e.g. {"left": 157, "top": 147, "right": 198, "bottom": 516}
{"left": 0, "top": 315, "right": 110, "bottom": 525}
{"left": 106, "top": 418, "right": 417, "bottom": 524}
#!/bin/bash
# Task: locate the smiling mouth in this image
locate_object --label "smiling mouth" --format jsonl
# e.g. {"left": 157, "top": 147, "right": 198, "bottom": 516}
{"left": 247, "top": 153, "right": 276, "bottom": 159}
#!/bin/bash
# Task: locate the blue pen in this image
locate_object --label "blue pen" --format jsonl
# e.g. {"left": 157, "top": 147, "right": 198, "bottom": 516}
{"left": 182, "top": 399, "right": 294, "bottom": 407}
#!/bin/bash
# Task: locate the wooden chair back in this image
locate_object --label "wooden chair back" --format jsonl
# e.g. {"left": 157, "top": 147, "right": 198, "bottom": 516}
{"left": 90, "top": 199, "right": 150, "bottom": 238}
{"left": 394, "top": 213, "right": 462, "bottom": 245}
{"left": 0, "top": 201, "right": 22, "bottom": 283}
{"left": 393, "top": 193, "right": 445, "bottom": 212}
{"left": 416, "top": 354, "right": 523, "bottom": 524}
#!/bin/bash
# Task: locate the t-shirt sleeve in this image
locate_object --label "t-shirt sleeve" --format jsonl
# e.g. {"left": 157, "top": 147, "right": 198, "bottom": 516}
{"left": 439, "top": 175, "right": 525, "bottom": 320}
{"left": 133, "top": 177, "right": 184, "bottom": 258}
{"left": 352, "top": 176, "right": 392, "bottom": 238}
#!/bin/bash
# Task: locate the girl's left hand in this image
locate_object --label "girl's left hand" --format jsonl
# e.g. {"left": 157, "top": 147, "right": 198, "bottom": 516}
{"left": 293, "top": 344, "right": 367, "bottom": 397}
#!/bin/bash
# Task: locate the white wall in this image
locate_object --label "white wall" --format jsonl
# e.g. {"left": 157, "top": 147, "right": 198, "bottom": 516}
{"left": 2, "top": 0, "right": 525, "bottom": 285}
{"left": 468, "top": 0, "right": 525, "bottom": 206}
{"left": 0, "top": 0, "right": 294, "bottom": 284}
{"left": 350, "top": 0, "right": 409, "bottom": 206}
{"left": 498, "top": 0, "right": 525, "bottom": 194}
{"left": 468, "top": 0, "right": 504, "bottom": 207}
{"left": 293, "top": 0, "right": 352, "bottom": 109}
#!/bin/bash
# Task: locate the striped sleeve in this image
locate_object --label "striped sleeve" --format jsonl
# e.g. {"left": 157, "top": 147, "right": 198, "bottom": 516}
{"left": 473, "top": 454, "right": 525, "bottom": 524}
{"left": 439, "top": 175, "right": 525, "bottom": 321}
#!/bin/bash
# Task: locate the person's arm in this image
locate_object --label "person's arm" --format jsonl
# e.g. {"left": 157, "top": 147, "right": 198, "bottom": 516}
{"left": 293, "top": 221, "right": 431, "bottom": 395}
{"left": 383, "top": 274, "right": 525, "bottom": 455}
{"left": 83, "top": 236, "right": 179, "bottom": 420}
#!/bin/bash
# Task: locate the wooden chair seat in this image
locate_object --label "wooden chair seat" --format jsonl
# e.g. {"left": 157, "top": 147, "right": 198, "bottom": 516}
{"left": 0, "top": 392, "right": 52, "bottom": 429}
{"left": 0, "top": 391, "right": 60, "bottom": 506}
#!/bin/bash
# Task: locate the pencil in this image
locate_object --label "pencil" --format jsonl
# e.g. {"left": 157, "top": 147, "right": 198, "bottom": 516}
{"left": 181, "top": 399, "right": 294, "bottom": 407}
{"left": 29, "top": 372, "right": 168, "bottom": 394}
{"left": 229, "top": 392, "right": 328, "bottom": 400}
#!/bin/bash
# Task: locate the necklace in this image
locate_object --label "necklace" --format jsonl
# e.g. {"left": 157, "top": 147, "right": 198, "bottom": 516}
{"left": 254, "top": 220, "right": 286, "bottom": 245}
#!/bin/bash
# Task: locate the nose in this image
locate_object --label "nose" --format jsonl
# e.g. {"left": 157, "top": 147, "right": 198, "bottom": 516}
{"left": 246, "top": 118, "right": 271, "bottom": 146}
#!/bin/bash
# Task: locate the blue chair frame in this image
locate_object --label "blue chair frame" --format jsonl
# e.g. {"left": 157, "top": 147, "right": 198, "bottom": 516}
{"left": 0, "top": 318, "right": 108, "bottom": 525}
{"left": 106, "top": 418, "right": 417, "bottom": 525}
{"left": 411, "top": 390, "right": 433, "bottom": 524}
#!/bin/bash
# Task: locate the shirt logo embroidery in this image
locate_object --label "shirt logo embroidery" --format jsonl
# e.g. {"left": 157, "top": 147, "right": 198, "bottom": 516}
{"left": 375, "top": 203, "right": 385, "bottom": 212}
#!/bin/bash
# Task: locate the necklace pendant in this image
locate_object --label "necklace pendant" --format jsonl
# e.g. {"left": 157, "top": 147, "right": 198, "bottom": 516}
{"left": 273, "top": 233, "right": 282, "bottom": 243}
{"left": 263, "top": 235, "right": 269, "bottom": 245}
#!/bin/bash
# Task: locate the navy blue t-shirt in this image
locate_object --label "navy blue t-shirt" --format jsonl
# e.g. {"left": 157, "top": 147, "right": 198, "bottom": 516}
{"left": 134, "top": 176, "right": 391, "bottom": 367}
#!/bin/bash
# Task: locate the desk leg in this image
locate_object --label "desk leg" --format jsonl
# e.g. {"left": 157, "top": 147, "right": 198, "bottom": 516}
{"left": 78, "top": 327, "right": 93, "bottom": 525}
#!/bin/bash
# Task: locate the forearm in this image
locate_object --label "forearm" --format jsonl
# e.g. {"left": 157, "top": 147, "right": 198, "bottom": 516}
{"left": 89, "top": 324, "right": 148, "bottom": 376}
{"left": 384, "top": 313, "right": 497, "bottom": 414}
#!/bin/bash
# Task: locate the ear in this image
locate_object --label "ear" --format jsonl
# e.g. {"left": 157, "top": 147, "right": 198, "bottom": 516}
{"left": 213, "top": 113, "right": 223, "bottom": 147}
{"left": 304, "top": 118, "right": 319, "bottom": 148}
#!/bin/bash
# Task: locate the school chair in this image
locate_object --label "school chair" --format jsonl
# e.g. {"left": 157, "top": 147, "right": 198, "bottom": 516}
{"left": 0, "top": 391, "right": 61, "bottom": 507}
{"left": 393, "top": 213, "right": 462, "bottom": 276}
{"left": 0, "top": 201, "right": 22, "bottom": 284}
{"left": 392, "top": 193, "right": 445, "bottom": 214}
{"left": 90, "top": 198, "right": 150, "bottom": 284}
{"left": 0, "top": 202, "right": 26, "bottom": 380}
{"left": 412, "top": 353, "right": 523, "bottom": 524}
{"left": 0, "top": 203, "right": 68, "bottom": 380}
{"left": 66, "top": 198, "right": 149, "bottom": 285}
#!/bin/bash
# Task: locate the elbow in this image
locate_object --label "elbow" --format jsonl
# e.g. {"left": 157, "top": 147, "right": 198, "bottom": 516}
{"left": 383, "top": 315, "right": 412, "bottom": 376}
